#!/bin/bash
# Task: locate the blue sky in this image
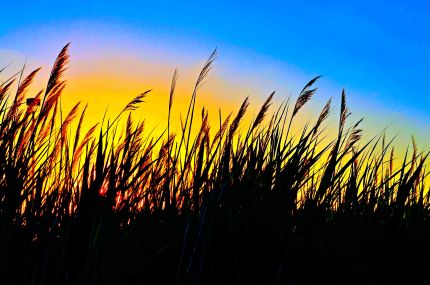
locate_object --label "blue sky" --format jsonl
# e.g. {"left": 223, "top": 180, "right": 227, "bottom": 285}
{"left": 2, "top": 0, "right": 430, "bottom": 144}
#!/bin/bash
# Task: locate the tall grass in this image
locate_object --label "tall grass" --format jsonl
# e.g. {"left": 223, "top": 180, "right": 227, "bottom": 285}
{"left": 1, "top": 44, "right": 430, "bottom": 284}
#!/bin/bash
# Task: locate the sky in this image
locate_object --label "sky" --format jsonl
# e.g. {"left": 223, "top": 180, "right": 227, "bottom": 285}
{"left": 1, "top": 0, "right": 430, "bottom": 148}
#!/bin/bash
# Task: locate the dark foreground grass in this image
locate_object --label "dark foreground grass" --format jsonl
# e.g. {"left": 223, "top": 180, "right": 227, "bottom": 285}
{"left": 1, "top": 44, "right": 430, "bottom": 284}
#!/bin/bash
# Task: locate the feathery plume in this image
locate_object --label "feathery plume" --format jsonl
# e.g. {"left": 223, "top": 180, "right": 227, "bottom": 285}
{"left": 72, "top": 123, "right": 99, "bottom": 171}
{"left": 73, "top": 104, "right": 88, "bottom": 153}
{"left": 16, "top": 68, "right": 41, "bottom": 105}
{"left": 0, "top": 80, "right": 15, "bottom": 102}
{"left": 123, "top": 90, "right": 151, "bottom": 112}
{"left": 46, "top": 43, "right": 70, "bottom": 96}
{"left": 229, "top": 97, "right": 249, "bottom": 137}
{"left": 345, "top": 128, "right": 362, "bottom": 151}
{"left": 411, "top": 136, "right": 417, "bottom": 171}
{"left": 195, "top": 49, "right": 217, "bottom": 90}
{"left": 293, "top": 76, "right": 321, "bottom": 117}
{"left": 62, "top": 102, "right": 80, "bottom": 132}
{"left": 169, "top": 69, "right": 178, "bottom": 111}
{"left": 340, "top": 89, "right": 351, "bottom": 131}
{"left": 40, "top": 81, "right": 66, "bottom": 118}
{"left": 213, "top": 113, "right": 231, "bottom": 145}
{"left": 252, "top": 91, "right": 274, "bottom": 130}
{"left": 314, "top": 97, "right": 332, "bottom": 135}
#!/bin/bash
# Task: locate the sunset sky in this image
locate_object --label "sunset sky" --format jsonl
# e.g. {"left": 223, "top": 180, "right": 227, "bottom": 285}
{"left": 1, "top": 1, "right": 430, "bottom": 148}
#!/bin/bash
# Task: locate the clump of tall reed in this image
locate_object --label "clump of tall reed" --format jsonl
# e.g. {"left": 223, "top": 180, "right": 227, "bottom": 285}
{"left": 0, "top": 44, "right": 429, "bottom": 284}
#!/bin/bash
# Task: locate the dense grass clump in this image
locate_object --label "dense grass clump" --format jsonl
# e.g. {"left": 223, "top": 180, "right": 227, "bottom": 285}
{"left": 1, "top": 44, "right": 430, "bottom": 284}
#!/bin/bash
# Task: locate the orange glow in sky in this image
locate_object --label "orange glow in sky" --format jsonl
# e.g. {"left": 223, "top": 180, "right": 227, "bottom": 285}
{"left": 1, "top": 23, "right": 429, "bottom": 153}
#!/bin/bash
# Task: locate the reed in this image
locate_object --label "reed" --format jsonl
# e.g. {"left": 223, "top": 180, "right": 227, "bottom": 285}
{"left": 0, "top": 44, "right": 429, "bottom": 284}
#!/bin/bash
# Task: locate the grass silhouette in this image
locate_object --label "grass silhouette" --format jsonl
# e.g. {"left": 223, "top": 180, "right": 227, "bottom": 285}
{"left": 1, "top": 44, "right": 430, "bottom": 284}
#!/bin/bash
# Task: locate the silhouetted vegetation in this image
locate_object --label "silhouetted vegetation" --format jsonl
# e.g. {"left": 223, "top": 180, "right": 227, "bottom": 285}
{"left": 1, "top": 44, "right": 429, "bottom": 284}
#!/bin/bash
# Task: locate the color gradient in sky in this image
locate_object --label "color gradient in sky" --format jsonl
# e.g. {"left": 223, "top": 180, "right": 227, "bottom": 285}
{"left": 1, "top": 0, "right": 430, "bottom": 148}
